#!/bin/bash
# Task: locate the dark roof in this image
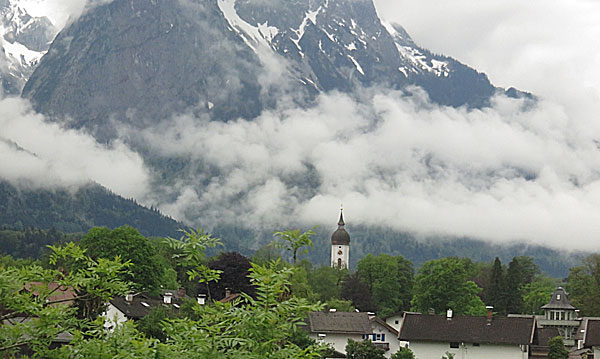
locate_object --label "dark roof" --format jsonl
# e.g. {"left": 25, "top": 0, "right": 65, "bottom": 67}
{"left": 331, "top": 211, "right": 350, "bottom": 245}
{"left": 110, "top": 293, "right": 184, "bottom": 319}
{"left": 308, "top": 311, "right": 371, "bottom": 334}
{"left": 541, "top": 287, "right": 576, "bottom": 310}
{"left": 584, "top": 319, "right": 600, "bottom": 347}
{"left": 399, "top": 313, "right": 535, "bottom": 345}
{"left": 533, "top": 327, "right": 561, "bottom": 346}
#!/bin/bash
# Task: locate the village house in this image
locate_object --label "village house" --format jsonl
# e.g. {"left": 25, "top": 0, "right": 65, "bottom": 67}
{"left": 579, "top": 318, "right": 600, "bottom": 358}
{"left": 398, "top": 310, "right": 534, "bottom": 359}
{"left": 368, "top": 316, "right": 403, "bottom": 357}
{"left": 307, "top": 311, "right": 371, "bottom": 355}
{"left": 307, "top": 310, "right": 403, "bottom": 358}
{"left": 103, "top": 289, "right": 196, "bottom": 329}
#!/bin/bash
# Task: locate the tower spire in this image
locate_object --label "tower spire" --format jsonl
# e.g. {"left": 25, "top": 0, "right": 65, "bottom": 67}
{"left": 338, "top": 205, "right": 345, "bottom": 227}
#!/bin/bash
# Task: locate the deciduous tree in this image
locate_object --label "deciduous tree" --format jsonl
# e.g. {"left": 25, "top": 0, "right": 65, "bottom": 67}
{"left": 411, "top": 257, "right": 486, "bottom": 316}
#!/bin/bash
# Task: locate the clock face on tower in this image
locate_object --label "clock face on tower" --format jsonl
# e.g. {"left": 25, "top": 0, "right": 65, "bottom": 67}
{"left": 338, "top": 250, "right": 343, "bottom": 255}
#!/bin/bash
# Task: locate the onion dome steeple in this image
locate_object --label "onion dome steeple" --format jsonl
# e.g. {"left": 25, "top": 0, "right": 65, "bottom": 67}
{"left": 331, "top": 208, "right": 350, "bottom": 245}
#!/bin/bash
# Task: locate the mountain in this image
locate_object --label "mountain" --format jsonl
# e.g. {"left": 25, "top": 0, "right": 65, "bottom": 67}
{"left": 0, "top": 0, "right": 56, "bottom": 94}
{"left": 2, "top": 0, "right": 563, "bottom": 275}
{"left": 0, "top": 180, "right": 183, "bottom": 238}
{"left": 21, "top": 0, "right": 521, "bottom": 140}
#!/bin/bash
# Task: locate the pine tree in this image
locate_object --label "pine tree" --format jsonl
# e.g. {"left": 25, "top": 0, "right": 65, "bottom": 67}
{"left": 505, "top": 258, "right": 525, "bottom": 314}
{"left": 487, "top": 257, "right": 506, "bottom": 314}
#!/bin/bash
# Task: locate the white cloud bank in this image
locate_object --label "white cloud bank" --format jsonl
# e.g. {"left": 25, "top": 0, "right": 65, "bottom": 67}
{"left": 137, "top": 87, "right": 600, "bottom": 251}
{"left": 0, "top": 97, "right": 150, "bottom": 198}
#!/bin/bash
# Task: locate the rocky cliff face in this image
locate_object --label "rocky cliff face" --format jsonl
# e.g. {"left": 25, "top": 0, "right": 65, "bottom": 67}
{"left": 22, "top": 0, "right": 509, "bottom": 139}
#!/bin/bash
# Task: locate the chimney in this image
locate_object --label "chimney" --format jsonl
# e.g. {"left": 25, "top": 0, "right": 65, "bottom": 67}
{"left": 125, "top": 292, "right": 134, "bottom": 302}
{"left": 197, "top": 294, "right": 206, "bottom": 306}
{"left": 164, "top": 292, "right": 173, "bottom": 304}
{"left": 486, "top": 306, "right": 494, "bottom": 324}
{"left": 428, "top": 308, "right": 435, "bottom": 315}
{"left": 446, "top": 309, "right": 453, "bottom": 320}
{"left": 225, "top": 288, "right": 231, "bottom": 298}
{"left": 177, "top": 288, "right": 186, "bottom": 298}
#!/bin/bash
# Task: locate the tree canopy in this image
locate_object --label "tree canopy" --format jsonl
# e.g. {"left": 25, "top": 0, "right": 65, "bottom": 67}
{"left": 411, "top": 257, "right": 486, "bottom": 316}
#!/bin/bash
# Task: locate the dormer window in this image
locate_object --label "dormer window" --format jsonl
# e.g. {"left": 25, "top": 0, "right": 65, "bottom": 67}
{"left": 557, "top": 294, "right": 561, "bottom": 301}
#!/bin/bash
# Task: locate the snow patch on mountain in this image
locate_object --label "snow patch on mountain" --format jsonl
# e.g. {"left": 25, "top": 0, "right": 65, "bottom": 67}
{"left": 0, "top": 0, "right": 57, "bottom": 94}
{"left": 217, "top": 0, "right": 277, "bottom": 52}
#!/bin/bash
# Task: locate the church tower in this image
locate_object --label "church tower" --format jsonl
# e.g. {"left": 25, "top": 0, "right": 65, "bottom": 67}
{"left": 331, "top": 208, "right": 350, "bottom": 269}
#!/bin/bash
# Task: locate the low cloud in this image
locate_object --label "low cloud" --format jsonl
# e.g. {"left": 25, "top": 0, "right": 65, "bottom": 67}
{"left": 134, "top": 86, "right": 600, "bottom": 251}
{"left": 0, "top": 97, "right": 150, "bottom": 199}
{"left": 20, "top": 0, "right": 113, "bottom": 28}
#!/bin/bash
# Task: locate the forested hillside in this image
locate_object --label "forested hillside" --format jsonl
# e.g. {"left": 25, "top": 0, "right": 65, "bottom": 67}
{"left": 0, "top": 181, "right": 182, "bottom": 238}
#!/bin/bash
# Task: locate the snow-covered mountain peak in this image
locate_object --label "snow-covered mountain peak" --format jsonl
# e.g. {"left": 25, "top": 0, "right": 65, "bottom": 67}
{"left": 0, "top": 0, "right": 57, "bottom": 94}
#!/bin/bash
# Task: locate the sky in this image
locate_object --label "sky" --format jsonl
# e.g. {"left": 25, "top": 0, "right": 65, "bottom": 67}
{"left": 373, "top": 0, "right": 600, "bottom": 115}
{"left": 5, "top": 0, "right": 600, "bottom": 251}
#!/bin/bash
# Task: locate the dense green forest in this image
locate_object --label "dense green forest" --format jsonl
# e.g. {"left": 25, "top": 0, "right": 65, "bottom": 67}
{"left": 2, "top": 225, "right": 598, "bottom": 358}
{"left": 0, "top": 179, "right": 585, "bottom": 277}
{"left": 0, "top": 180, "right": 182, "bottom": 237}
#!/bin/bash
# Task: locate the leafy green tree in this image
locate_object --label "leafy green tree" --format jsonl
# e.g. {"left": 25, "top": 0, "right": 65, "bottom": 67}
{"left": 411, "top": 257, "right": 486, "bottom": 316}
{"left": 80, "top": 226, "right": 164, "bottom": 292}
{"left": 567, "top": 254, "right": 600, "bottom": 316}
{"left": 391, "top": 346, "right": 415, "bottom": 359}
{"left": 345, "top": 339, "right": 386, "bottom": 359}
{"left": 325, "top": 298, "right": 355, "bottom": 312}
{"left": 548, "top": 336, "right": 569, "bottom": 359}
{"left": 522, "top": 276, "right": 559, "bottom": 314}
{"left": 251, "top": 243, "right": 281, "bottom": 265}
{"left": 162, "top": 260, "right": 327, "bottom": 358}
{"left": 273, "top": 227, "right": 316, "bottom": 264}
{"left": 308, "top": 266, "right": 346, "bottom": 301}
{"left": 135, "top": 306, "right": 173, "bottom": 341}
{"left": 0, "top": 243, "right": 130, "bottom": 357}
{"left": 165, "top": 229, "right": 223, "bottom": 300}
{"left": 441, "top": 352, "right": 455, "bottom": 359}
{"left": 357, "top": 254, "right": 414, "bottom": 316}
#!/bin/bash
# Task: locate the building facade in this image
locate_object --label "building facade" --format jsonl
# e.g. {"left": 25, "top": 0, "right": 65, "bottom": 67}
{"left": 331, "top": 209, "right": 350, "bottom": 269}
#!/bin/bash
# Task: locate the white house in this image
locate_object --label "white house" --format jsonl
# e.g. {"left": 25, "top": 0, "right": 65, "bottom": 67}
{"left": 307, "top": 311, "right": 371, "bottom": 355}
{"left": 368, "top": 316, "right": 402, "bottom": 358}
{"left": 384, "top": 311, "right": 404, "bottom": 331}
{"left": 398, "top": 311, "right": 535, "bottom": 359}
{"left": 103, "top": 290, "right": 195, "bottom": 329}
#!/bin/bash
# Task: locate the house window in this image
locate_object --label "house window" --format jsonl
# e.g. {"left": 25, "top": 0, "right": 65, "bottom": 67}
{"left": 395, "top": 320, "right": 399, "bottom": 325}
{"left": 473, "top": 343, "right": 480, "bottom": 347}
{"left": 450, "top": 342, "right": 459, "bottom": 348}
{"left": 381, "top": 334, "right": 385, "bottom": 341}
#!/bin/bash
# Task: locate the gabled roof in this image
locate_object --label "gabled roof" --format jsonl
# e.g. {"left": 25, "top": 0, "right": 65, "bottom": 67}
{"left": 110, "top": 293, "right": 184, "bottom": 319}
{"left": 541, "top": 287, "right": 576, "bottom": 310}
{"left": 399, "top": 313, "right": 535, "bottom": 345}
{"left": 584, "top": 319, "right": 600, "bottom": 347}
{"left": 533, "top": 327, "right": 560, "bottom": 346}
{"left": 308, "top": 311, "right": 371, "bottom": 334}
{"left": 24, "top": 282, "right": 76, "bottom": 306}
